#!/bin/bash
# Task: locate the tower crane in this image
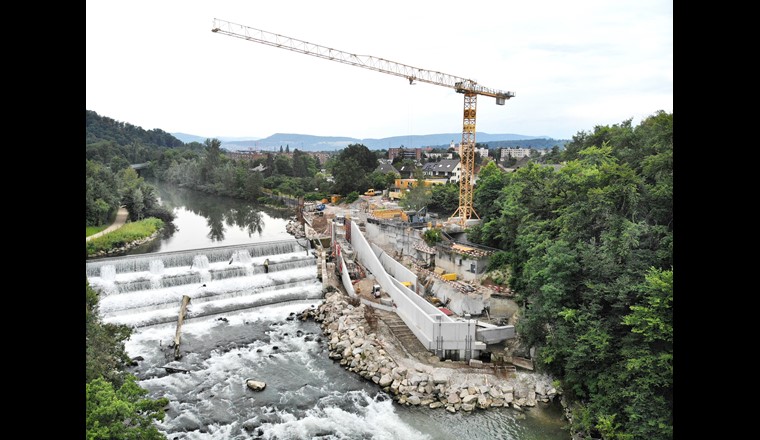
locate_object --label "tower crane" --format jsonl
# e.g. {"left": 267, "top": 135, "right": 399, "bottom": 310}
{"left": 211, "top": 19, "right": 515, "bottom": 228}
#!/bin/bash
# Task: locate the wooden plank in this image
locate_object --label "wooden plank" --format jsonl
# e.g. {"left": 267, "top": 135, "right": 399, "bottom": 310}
{"left": 173, "top": 295, "right": 191, "bottom": 360}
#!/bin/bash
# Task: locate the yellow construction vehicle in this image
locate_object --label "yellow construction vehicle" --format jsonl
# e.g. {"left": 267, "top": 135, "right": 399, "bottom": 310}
{"left": 364, "top": 188, "right": 376, "bottom": 196}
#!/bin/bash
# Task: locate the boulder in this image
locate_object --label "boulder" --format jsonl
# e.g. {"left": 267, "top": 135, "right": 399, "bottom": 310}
{"left": 462, "top": 394, "right": 478, "bottom": 405}
{"left": 379, "top": 374, "right": 393, "bottom": 387}
{"left": 246, "top": 379, "right": 266, "bottom": 391}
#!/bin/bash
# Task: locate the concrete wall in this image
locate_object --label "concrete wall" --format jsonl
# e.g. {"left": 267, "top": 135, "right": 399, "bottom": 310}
{"left": 475, "top": 324, "right": 516, "bottom": 344}
{"left": 350, "top": 221, "right": 485, "bottom": 359}
{"left": 365, "top": 220, "right": 490, "bottom": 283}
{"left": 376, "top": 244, "right": 418, "bottom": 293}
{"left": 434, "top": 251, "right": 487, "bottom": 282}
{"left": 360, "top": 298, "right": 395, "bottom": 312}
{"left": 365, "top": 221, "right": 419, "bottom": 260}
{"left": 338, "top": 253, "right": 356, "bottom": 298}
{"left": 431, "top": 278, "right": 486, "bottom": 315}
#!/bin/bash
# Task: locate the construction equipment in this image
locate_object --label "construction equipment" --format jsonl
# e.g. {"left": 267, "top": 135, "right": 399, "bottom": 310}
{"left": 211, "top": 19, "right": 515, "bottom": 228}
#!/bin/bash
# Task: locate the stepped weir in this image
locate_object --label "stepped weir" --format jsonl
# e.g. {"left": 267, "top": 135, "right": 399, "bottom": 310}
{"left": 86, "top": 239, "right": 322, "bottom": 328}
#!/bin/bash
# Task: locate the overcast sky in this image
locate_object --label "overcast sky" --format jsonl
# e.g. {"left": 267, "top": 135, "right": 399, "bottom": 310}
{"left": 86, "top": 0, "right": 672, "bottom": 141}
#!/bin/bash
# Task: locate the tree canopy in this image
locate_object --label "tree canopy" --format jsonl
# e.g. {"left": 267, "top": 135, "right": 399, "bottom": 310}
{"left": 86, "top": 281, "right": 169, "bottom": 438}
{"left": 330, "top": 143, "right": 378, "bottom": 194}
{"left": 469, "top": 110, "right": 673, "bottom": 439}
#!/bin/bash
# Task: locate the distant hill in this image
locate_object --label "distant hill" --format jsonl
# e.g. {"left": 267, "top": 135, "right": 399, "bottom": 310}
{"left": 213, "top": 132, "right": 565, "bottom": 151}
{"left": 86, "top": 110, "right": 186, "bottom": 166}
{"left": 480, "top": 138, "right": 567, "bottom": 149}
{"left": 171, "top": 133, "right": 262, "bottom": 144}
{"left": 87, "top": 110, "right": 184, "bottom": 149}
{"left": 87, "top": 109, "right": 566, "bottom": 155}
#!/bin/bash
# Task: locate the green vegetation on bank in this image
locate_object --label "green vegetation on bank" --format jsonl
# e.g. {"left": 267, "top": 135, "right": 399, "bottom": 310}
{"left": 86, "top": 218, "right": 164, "bottom": 257}
{"left": 87, "top": 225, "right": 109, "bottom": 237}
{"left": 86, "top": 281, "right": 168, "bottom": 439}
{"left": 468, "top": 110, "right": 673, "bottom": 439}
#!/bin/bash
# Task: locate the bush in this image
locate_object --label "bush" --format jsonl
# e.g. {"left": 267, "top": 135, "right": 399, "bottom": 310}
{"left": 487, "top": 251, "right": 511, "bottom": 272}
{"left": 423, "top": 228, "right": 442, "bottom": 246}
{"left": 86, "top": 375, "right": 169, "bottom": 440}
{"left": 343, "top": 191, "right": 359, "bottom": 204}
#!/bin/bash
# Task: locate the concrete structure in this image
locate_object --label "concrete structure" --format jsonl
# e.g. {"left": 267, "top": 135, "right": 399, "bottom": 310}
{"left": 341, "top": 219, "right": 485, "bottom": 361}
{"left": 330, "top": 217, "right": 515, "bottom": 361}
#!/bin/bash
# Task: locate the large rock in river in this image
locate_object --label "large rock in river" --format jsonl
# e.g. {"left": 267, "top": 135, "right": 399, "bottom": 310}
{"left": 246, "top": 379, "right": 266, "bottom": 391}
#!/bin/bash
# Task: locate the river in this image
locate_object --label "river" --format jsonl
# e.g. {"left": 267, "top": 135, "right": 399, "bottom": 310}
{"left": 93, "top": 182, "right": 570, "bottom": 439}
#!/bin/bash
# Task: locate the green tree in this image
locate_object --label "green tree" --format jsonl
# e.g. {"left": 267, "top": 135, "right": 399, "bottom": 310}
{"left": 466, "top": 112, "right": 673, "bottom": 439}
{"left": 399, "top": 169, "right": 432, "bottom": 211}
{"left": 332, "top": 158, "right": 368, "bottom": 195}
{"left": 473, "top": 161, "right": 509, "bottom": 221}
{"left": 274, "top": 154, "right": 294, "bottom": 177}
{"left": 428, "top": 182, "right": 459, "bottom": 214}
{"left": 292, "top": 149, "right": 312, "bottom": 178}
{"left": 86, "top": 375, "right": 169, "bottom": 440}
{"left": 86, "top": 281, "right": 133, "bottom": 386}
{"left": 369, "top": 170, "right": 393, "bottom": 191}
{"left": 422, "top": 228, "right": 442, "bottom": 246}
{"left": 331, "top": 144, "right": 377, "bottom": 194}
{"left": 200, "top": 138, "right": 222, "bottom": 184}
{"left": 335, "top": 144, "right": 378, "bottom": 174}
{"left": 244, "top": 169, "right": 264, "bottom": 200}
{"left": 86, "top": 160, "right": 120, "bottom": 226}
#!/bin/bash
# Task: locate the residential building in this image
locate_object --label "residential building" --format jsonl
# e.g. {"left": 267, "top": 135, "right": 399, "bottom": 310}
{"left": 375, "top": 162, "right": 400, "bottom": 176}
{"left": 500, "top": 148, "right": 532, "bottom": 160}
{"left": 388, "top": 147, "right": 432, "bottom": 161}
{"left": 422, "top": 159, "right": 461, "bottom": 183}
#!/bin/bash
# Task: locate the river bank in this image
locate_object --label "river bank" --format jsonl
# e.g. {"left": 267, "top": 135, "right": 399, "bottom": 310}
{"left": 299, "top": 291, "right": 560, "bottom": 414}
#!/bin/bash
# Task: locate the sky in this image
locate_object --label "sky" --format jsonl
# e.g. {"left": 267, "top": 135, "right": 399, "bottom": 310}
{"left": 86, "top": 0, "right": 672, "bottom": 141}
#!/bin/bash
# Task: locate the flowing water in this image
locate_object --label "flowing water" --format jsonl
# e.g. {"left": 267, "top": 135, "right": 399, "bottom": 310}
{"left": 86, "top": 182, "right": 569, "bottom": 439}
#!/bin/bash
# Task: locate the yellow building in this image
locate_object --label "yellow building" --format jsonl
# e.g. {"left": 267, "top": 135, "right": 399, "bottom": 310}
{"left": 389, "top": 178, "right": 447, "bottom": 200}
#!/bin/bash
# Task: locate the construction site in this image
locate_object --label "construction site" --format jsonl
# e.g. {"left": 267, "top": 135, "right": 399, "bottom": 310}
{"left": 288, "top": 193, "right": 536, "bottom": 373}
{"left": 213, "top": 19, "right": 535, "bottom": 372}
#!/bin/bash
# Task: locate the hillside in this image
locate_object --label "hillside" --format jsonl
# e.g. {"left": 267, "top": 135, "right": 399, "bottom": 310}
{"left": 205, "top": 132, "right": 567, "bottom": 151}
{"left": 86, "top": 109, "right": 567, "bottom": 160}
{"left": 86, "top": 110, "right": 184, "bottom": 149}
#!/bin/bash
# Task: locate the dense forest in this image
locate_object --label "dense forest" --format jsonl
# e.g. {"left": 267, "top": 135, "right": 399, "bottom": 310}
{"left": 86, "top": 110, "right": 191, "bottom": 168}
{"left": 469, "top": 110, "right": 673, "bottom": 439}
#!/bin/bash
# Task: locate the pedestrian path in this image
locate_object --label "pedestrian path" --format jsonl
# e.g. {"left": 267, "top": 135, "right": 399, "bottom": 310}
{"left": 86, "top": 207, "right": 129, "bottom": 242}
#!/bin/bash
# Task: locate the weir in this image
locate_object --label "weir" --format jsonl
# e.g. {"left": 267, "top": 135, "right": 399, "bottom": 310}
{"left": 86, "top": 239, "right": 322, "bottom": 328}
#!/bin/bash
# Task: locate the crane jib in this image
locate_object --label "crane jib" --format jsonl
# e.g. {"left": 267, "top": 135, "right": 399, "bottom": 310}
{"left": 211, "top": 18, "right": 515, "bottom": 226}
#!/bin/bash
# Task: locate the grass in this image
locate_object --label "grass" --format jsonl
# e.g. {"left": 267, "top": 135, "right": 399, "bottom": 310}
{"left": 86, "top": 218, "right": 164, "bottom": 257}
{"left": 86, "top": 225, "right": 109, "bottom": 237}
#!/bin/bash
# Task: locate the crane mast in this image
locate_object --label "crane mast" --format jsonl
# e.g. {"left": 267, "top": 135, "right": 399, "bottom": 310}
{"left": 212, "top": 18, "right": 515, "bottom": 227}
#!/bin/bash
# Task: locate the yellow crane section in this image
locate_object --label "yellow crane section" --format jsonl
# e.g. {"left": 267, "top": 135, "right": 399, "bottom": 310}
{"left": 211, "top": 19, "right": 516, "bottom": 227}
